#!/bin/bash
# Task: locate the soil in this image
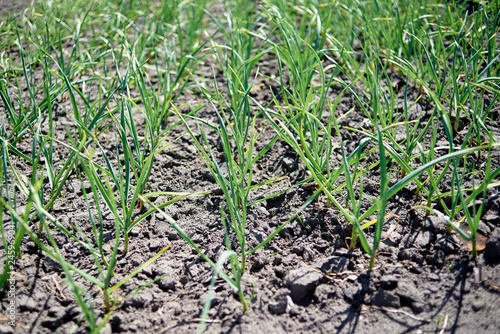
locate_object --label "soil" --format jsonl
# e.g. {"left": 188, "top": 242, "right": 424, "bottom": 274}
{"left": 0, "top": 0, "right": 32, "bottom": 18}
{"left": 1, "top": 2, "right": 500, "bottom": 334}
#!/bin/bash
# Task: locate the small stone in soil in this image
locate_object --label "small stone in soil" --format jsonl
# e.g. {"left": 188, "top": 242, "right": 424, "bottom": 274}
{"left": 282, "top": 157, "right": 297, "bottom": 171}
{"left": 414, "top": 229, "right": 434, "bottom": 248}
{"left": 167, "top": 230, "right": 179, "bottom": 240}
{"left": 285, "top": 267, "right": 322, "bottom": 302}
{"left": 412, "top": 302, "right": 426, "bottom": 314}
{"left": 472, "top": 299, "right": 486, "bottom": 311}
{"left": 347, "top": 274, "right": 358, "bottom": 282}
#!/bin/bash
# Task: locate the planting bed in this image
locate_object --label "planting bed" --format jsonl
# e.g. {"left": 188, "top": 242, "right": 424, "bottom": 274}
{"left": 1, "top": 1, "right": 500, "bottom": 333}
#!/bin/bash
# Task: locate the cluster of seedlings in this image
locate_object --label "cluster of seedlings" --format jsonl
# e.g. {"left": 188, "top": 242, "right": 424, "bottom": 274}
{"left": 1, "top": 0, "right": 499, "bottom": 332}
